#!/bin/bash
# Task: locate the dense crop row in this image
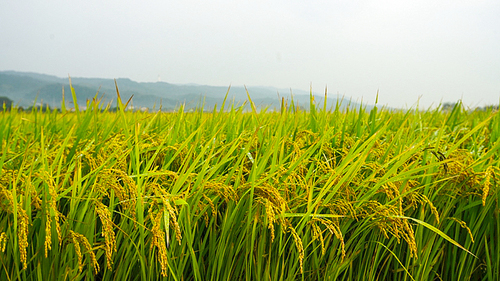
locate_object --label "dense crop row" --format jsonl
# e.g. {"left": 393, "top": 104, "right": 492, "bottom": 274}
{"left": 0, "top": 90, "right": 499, "bottom": 280}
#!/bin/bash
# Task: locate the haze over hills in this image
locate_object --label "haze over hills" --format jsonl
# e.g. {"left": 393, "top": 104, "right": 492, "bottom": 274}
{"left": 0, "top": 71, "right": 367, "bottom": 111}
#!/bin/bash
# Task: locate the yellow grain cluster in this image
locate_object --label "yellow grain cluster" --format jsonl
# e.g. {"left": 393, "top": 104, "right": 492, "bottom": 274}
{"left": 95, "top": 201, "right": 117, "bottom": 270}
{"left": 443, "top": 150, "right": 479, "bottom": 190}
{"left": 254, "top": 182, "right": 288, "bottom": 242}
{"left": 203, "top": 180, "right": 239, "bottom": 203}
{"left": 164, "top": 199, "right": 182, "bottom": 245}
{"left": 17, "top": 207, "right": 29, "bottom": 270}
{"left": 287, "top": 224, "right": 305, "bottom": 274}
{"left": 70, "top": 230, "right": 100, "bottom": 273}
{"left": 0, "top": 177, "right": 14, "bottom": 212}
{"left": 36, "top": 170, "right": 63, "bottom": 257}
{"left": 310, "top": 217, "right": 345, "bottom": 259}
{"left": 0, "top": 232, "right": 7, "bottom": 252}
{"left": 360, "top": 201, "right": 418, "bottom": 258}
{"left": 149, "top": 208, "right": 169, "bottom": 277}
{"left": 96, "top": 168, "right": 137, "bottom": 217}
{"left": 448, "top": 217, "right": 475, "bottom": 243}
{"left": 0, "top": 172, "right": 30, "bottom": 269}
{"left": 482, "top": 165, "right": 499, "bottom": 207}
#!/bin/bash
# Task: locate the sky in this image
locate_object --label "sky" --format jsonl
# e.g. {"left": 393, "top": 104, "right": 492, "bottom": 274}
{"left": 1, "top": 0, "right": 499, "bottom": 109}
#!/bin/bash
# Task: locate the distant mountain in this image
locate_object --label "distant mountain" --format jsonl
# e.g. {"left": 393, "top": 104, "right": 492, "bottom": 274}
{"left": 0, "top": 71, "right": 366, "bottom": 111}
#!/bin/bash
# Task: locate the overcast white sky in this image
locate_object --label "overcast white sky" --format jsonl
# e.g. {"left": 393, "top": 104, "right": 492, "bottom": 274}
{"left": 1, "top": 0, "right": 499, "bottom": 108}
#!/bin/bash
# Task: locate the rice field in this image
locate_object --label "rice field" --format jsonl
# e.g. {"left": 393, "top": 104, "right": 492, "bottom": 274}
{"left": 0, "top": 88, "right": 499, "bottom": 280}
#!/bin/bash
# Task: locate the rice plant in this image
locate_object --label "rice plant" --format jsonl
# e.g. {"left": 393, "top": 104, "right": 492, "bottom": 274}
{"left": 0, "top": 86, "right": 498, "bottom": 280}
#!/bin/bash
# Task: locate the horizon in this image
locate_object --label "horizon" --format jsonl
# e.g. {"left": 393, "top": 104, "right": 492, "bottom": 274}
{"left": 2, "top": 70, "right": 497, "bottom": 111}
{"left": 2, "top": 67, "right": 498, "bottom": 111}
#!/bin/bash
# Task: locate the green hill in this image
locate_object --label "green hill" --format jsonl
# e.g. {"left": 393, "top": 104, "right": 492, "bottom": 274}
{"left": 0, "top": 71, "right": 362, "bottom": 111}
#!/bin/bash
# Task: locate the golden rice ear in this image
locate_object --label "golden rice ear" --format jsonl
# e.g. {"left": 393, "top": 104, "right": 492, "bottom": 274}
{"left": 17, "top": 208, "right": 29, "bottom": 270}
{"left": 149, "top": 208, "right": 169, "bottom": 277}
{"left": 70, "top": 230, "right": 100, "bottom": 274}
{"left": 164, "top": 199, "right": 182, "bottom": 246}
{"left": 70, "top": 231, "right": 83, "bottom": 272}
{"left": 449, "top": 217, "right": 475, "bottom": 244}
{"left": 36, "top": 170, "right": 62, "bottom": 257}
{"left": 287, "top": 224, "right": 304, "bottom": 274}
{"left": 95, "top": 201, "right": 116, "bottom": 270}
{"left": 0, "top": 232, "right": 7, "bottom": 252}
{"left": 309, "top": 217, "right": 345, "bottom": 260}
{"left": 482, "top": 166, "right": 494, "bottom": 207}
